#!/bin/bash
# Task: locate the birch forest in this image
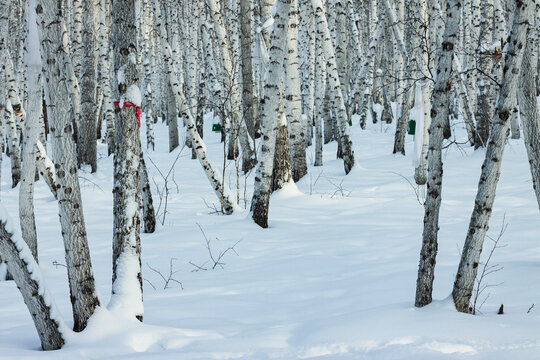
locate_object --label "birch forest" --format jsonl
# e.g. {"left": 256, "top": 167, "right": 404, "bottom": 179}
{"left": 0, "top": 0, "right": 539, "bottom": 358}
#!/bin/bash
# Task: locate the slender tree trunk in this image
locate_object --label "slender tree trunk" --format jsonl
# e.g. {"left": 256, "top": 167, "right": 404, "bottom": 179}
{"left": 415, "top": 0, "right": 460, "bottom": 307}
{"left": 285, "top": 0, "right": 307, "bottom": 182}
{"left": 159, "top": 18, "right": 237, "bottom": 215}
{"left": 78, "top": 0, "right": 98, "bottom": 172}
{"left": 0, "top": 206, "right": 65, "bottom": 350}
{"left": 139, "top": 152, "right": 156, "bottom": 233}
{"left": 312, "top": 0, "right": 354, "bottom": 174}
{"left": 36, "top": 0, "right": 101, "bottom": 331}
{"left": 453, "top": 0, "right": 532, "bottom": 313}
{"left": 19, "top": 4, "right": 42, "bottom": 261}
{"left": 474, "top": 0, "right": 495, "bottom": 148}
{"left": 251, "top": 0, "right": 292, "bottom": 228}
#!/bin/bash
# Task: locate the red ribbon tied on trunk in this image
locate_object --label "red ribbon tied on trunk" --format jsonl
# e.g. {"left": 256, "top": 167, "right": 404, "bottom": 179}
{"left": 113, "top": 101, "right": 141, "bottom": 128}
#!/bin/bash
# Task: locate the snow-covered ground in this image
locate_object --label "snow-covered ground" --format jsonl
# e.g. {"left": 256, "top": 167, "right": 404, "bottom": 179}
{"left": 0, "top": 115, "right": 539, "bottom": 359}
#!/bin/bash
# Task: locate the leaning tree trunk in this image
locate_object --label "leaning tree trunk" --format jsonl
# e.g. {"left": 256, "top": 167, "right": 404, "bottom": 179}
{"left": 452, "top": 0, "right": 532, "bottom": 313}
{"left": 110, "top": 0, "right": 144, "bottom": 321}
{"left": 36, "top": 0, "right": 101, "bottom": 332}
{"left": 159, "top": 20, "right": 237, "bottom": 215}
{"left": 518, "top": 29, "right": 540, "bottom": 210}
{"left": 250, "top": 0, "right": 292, "bottom": 228}
{"left": 19, "top": 1, "right": 42, "bottom": 261}
{"left": 311, "top": 0, "right": 354, "bottom": 174}
{"left": 415, "top": 0, "right": 460, "bottom": 307}
{"left": 0, "top": 205, "right": 65, "bottom": 350}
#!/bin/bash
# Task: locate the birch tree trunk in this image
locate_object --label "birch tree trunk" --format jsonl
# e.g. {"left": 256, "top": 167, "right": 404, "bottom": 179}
{"left": 19, "top": 1, "right": 42, "bottom": 261}
{"left": 139, "top": 152, "right": 156, "bottom": 233}
{"left": 312, "top": 0, "right": 355, "bottom": 174}
{"left": 251, "top": 0, "right": 292, "bottom": 228}
{"left": 518, "top": 25, "right": 540, "bottom": 209}
{"left": 414, "top": 0, "right": 432, "bottom": 185}
{"left": 207, "top": 0, "right": 257, "bottom": 173}
{"left": 285, "top": 0, "right": 307, "bottom": 182}
{"left": 4, "top": 55, "right": 23, "bottom": 187}
{"left": 160, "top": 21, "right": 237, "bottom": 215}
{"left": 415, "top": 0, "right": 460, "bottom": 307}
{"left": 110, "top": 0, "right": 144, "bottom": 321}
{"left": 474, "top": 0, "right": 495, "bottom": 148}
{"left": 240, "top": 0, "right": 257, "bottom": 139}
{"left": 0, "top": 206, "right": 65, "bottom": 350}
{"left": 35, "top": 140, "right": 58, "bottom": 199}
{"left": 98, "top": 0, "right": 114, "bottom": 155}
{"left": 36, "top": 0, "right": 101, "bottom": 331}
{"left": 452, "top": 0, "right": 532, "bottom": 313}
{"left": 78, "top": 0, "right": 98, "bottom": 172}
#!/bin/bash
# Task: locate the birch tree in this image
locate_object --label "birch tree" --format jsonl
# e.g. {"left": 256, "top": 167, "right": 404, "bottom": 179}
{"left": 78, "top": 0, "right": 98, "bottom": 172}
{"left": 251, "top": 0, "right": 292, "bottom": 228}
{"left": 453, "top": 0, "right": 532, "bottom": 313}
{"left": 19, "top": 0, "right": 42, "bottom": 261}
{"left": 518, "top": 14, "right": 540, "bottom": 209}
{"left": 36, "top": 0, "right": 101, "bottom": 331}
{"left": 415, "top": 0, "right": 460, "bottom": 307}
{"left": 110, "top": 0, "right": 144, "bottom": 321}
{"left": 285, "top": 0, "right": 307, "bottom": 182}
{"left": 312, "top": 0, "right": 355, "bottom": 174}
{"left": 0, "top": 206, "right": 65, "bottom": 350}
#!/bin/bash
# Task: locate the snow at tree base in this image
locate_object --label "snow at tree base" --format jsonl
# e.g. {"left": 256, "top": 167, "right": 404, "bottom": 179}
{"left": 1, "top": 0, "right": 540, "bottom": 359}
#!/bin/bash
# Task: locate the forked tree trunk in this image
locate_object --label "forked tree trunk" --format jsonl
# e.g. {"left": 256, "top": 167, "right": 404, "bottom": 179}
{"left": 453, "top": 0, "right": 532, "bottom": 313}
{"left": 415, "top": 0, "right": 460, "bottom": 307}
{"left": 36, "top": 0, "right": 101, "bottom": 331}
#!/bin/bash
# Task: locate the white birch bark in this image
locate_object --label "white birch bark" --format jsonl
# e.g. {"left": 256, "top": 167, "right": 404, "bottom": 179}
{"left": 285, "top": 0, "right": 307, "bottom": 182}
{"left": 453, "top": 0, "right": 532, "bottom": 313}
{"left": 518, "top": 19, "right": 540, "bottom": 209}
{"left": 312, "top": 0, "right": 355, "bottom": 174}
{"left": 251, "top": 0, "right": 292, "bottom": 228}
{"left": 415, "top": 0, "right": 460, "bottom": 307}
{"left": 110, "top": 0, "right": 144, "bottom": 321}
{"left": 78, "top": 0, "right": 98, "bottom": 172}
{"left": 4, "top": 54, "right": 23, "bottom": 187}
{"left": 0, "top": 206, "right": 65, "bottom": 350}
{"left": 98, "top": 0, "right": 114, "bottom": 155}
{"left": 474, "top": 0, "right": 495, "bottom": 148}
{"left": 35, "top": 140, "right": 58, "bottom": 199}
{"left": 19, "top": 0, "right": 42, "bottom": 261}
{"left": 207, "top": 0, "right": 257, "bottom": 173}
{"left": 313, "top": 40, "right": 326, "bottom": 167}
{"left": 139, "top": 151, "right": 156, "bottom": 233}
{"left": 160, "top": 23, "right": 236, "bottom": 215}
{"left": 240, "top": 0, "right": 257, "bottom": 140}
{"left": 36, "top": 0, "right": 101, "bottom": 331}
{"left": 414, "top": 0, "right": 432, "bottom": 185}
